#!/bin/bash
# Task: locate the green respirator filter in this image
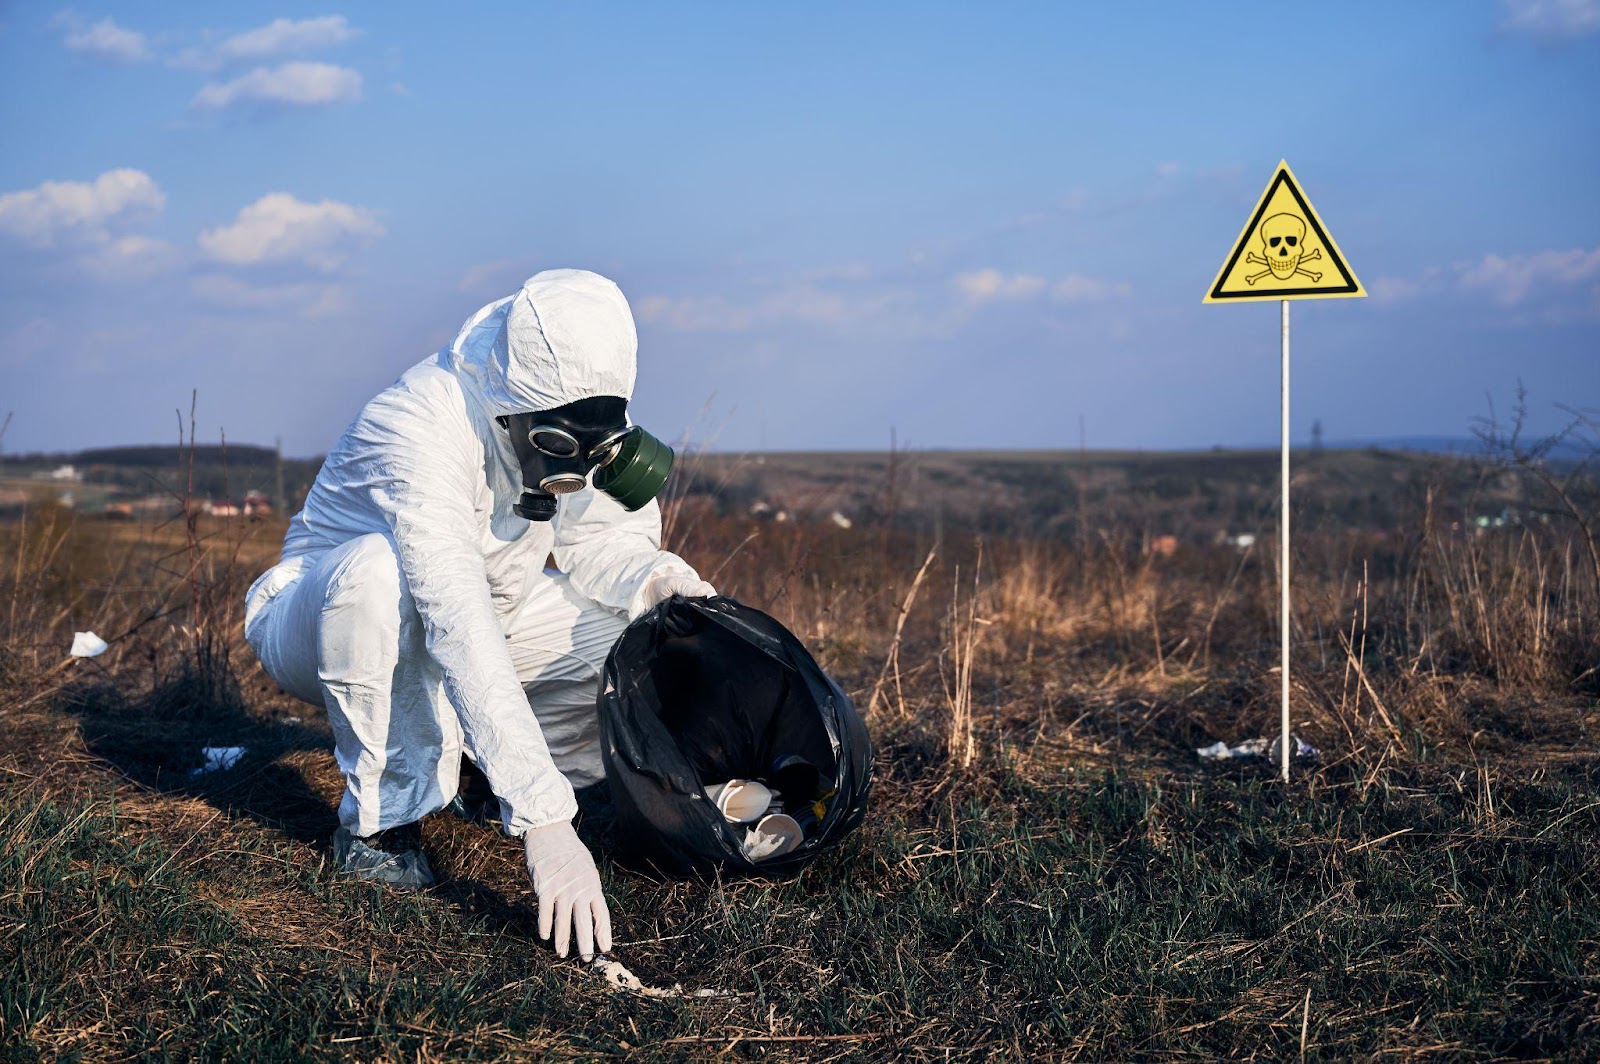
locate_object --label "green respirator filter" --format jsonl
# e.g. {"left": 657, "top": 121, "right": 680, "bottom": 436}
{"left": 593, "top": 427, "right": 675, "bottom": 511}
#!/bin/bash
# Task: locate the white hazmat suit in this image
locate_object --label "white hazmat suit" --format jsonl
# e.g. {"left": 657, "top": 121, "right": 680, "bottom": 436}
{"left": 245, "top": 269, "right": 708, "bottom": 955}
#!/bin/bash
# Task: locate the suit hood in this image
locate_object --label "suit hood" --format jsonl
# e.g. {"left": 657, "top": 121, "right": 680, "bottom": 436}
{"left": 446, "top": 269, "right": 639, "bottom": 418}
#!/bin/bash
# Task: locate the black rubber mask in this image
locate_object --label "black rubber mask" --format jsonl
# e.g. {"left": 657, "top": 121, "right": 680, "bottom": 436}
{"left": 498, "top": 395, "right": 675, "bottom": 521}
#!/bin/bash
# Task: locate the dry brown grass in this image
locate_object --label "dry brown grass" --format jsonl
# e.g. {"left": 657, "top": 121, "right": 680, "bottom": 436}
{"left": 1, "top": 448, "right": 1597, "bottom": 1059}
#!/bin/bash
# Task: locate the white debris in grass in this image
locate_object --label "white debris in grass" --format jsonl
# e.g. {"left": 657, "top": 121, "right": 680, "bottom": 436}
{"left": 1196, "top": 734, "right": 1320, "bottom": 762}
{"left": 70, "top": 631, "right": 108, "bottom": 657}
{"left": 588, "top": 956, "right": 738, "bottom": 999}
{"left": 189, "top": 746, "right": 248, "bottom": 778}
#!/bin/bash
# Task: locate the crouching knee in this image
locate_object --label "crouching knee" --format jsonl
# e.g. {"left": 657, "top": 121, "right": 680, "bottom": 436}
{"left": 322, "top": 533, "right": 410, "bottom": 635}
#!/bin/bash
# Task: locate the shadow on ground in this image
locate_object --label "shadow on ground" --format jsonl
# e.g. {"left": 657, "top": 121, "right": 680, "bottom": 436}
{"left": 53, "top": 663, "right": 626, "bottom": 949}
{"left": 57, "top": 661, "right": 338, "bottom": 845}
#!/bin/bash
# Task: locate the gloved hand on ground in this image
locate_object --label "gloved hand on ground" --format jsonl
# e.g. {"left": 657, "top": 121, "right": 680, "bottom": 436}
{"left": 524, "top": 821, "right": 612, "bottom": 960}
{"left": 634, "top": 569, "right": 717, "bottom": 618}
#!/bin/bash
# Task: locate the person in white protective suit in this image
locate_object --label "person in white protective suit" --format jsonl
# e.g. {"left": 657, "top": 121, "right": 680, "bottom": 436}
{"left": 244, "top": 269, "right": 714, "bottom": 961}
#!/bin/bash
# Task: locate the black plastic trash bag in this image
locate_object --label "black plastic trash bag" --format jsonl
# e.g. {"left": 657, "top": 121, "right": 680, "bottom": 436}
{"left": 598, "top": 595, "right": 873, "bottom": 877}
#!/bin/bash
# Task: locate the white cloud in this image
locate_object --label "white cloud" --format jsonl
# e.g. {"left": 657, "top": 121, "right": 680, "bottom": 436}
{"left": 192, "top": 61, "right": 363, "bottom": 111}
{"left": 198, "top": 193, "right": 383, "bottom": 271}
{"left": 637, "top": 284, "right": 903, "bottom": 333}
{"left": 1051, "top": 274, "right": 1132, "bottom": 303}
{"left": 757, "top": 285, "right": 859, "bottom": 327}
{"left": 216, "top": 16, "right": 358, "bottom": 62}
{"left": 82, "top": 235, "right": 181, "bottom": 281}
{"left": 0, "top": 169, "right": 165, "bottom": 249}
{"left": 1500, "top": 0, "right": 1600, "bottom": 39}
{"left": 952, "top": 269, "right": 1128, "bottom": 305}
{"left": 1457, "top": 246, "right": 1600, "bottom": 306}
{"left": 174, "top": 15, "right": 360, "bottom": 71}
{"left": 55, "top": 15, "right": 150, "bottom": 62}
{"left": 954, "top": 268, "right": 1047, "bottom": 303}
{"left": 635, "top": 295, "right": 743, "bottom": 331}
{"left": 640, "top": 264, "right": 1130, "bottom": 338}
{"left": 1368, "top": 276, "right": 1424, "bottom": 304}
{"left": 191, "top": 274, "right": 350, "bottom": 317}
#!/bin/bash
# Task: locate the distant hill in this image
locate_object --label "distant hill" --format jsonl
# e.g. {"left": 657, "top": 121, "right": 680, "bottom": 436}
{"left": 7, "top": 444, "right": 283, "bottom": 468}
{"left": 678, "top": 445, "right": 1540, "bottom": 541}
{"left": 0, "top": 444, "right": 323, "bottom": 512}
{"left": 1, "top": 439, "right": 1590, "bottom": 537}
{"left": 1325, "top": 436, "right": 1592, "bottom": 459}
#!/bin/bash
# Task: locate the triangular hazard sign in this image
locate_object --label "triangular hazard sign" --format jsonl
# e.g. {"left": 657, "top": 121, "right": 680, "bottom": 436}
{"left": 1204, "top": 161, "right": 1365, "bottom": 303}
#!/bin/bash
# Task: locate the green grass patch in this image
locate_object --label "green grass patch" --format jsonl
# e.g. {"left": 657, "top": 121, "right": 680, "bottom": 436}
{"left": 4, "top": 755, "right": 1596, "bottom": 1059}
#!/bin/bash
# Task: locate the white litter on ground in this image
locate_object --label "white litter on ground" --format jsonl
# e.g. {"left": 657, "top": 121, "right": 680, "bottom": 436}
{"left": 588, "top": 956, "right": 738, "bottom": 999}
{"left": 69, "top": 631, "right": 108, "bottom": 658}
{"left": 1196, "top": 734, "right": 1320, "bottom": 763}
{"left": 189, "top": 746, "right": 248, "bottom": 778}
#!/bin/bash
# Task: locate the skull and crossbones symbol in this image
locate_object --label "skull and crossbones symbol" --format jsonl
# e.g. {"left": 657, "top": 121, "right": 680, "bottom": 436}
{"left": 1245, "top": 213, "right": 1323, "bottom": 284}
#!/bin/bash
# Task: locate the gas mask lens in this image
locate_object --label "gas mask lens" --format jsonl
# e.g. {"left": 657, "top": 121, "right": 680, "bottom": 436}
{"left": 529, "top": 428, "right": 580, "bottom": 458}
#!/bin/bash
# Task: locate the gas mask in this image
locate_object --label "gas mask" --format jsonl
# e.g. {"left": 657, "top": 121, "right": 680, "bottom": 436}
{"left": 497, "top": 395, "right": 675, "bottom": 521}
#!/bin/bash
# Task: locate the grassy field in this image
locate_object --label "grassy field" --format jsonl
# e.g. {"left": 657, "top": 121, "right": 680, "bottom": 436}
{"left": 2, "top": 447, "right": 1597, "bottom": 1060}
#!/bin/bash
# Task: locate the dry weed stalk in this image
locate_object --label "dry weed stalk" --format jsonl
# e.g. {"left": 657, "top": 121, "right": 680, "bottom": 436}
{"left": 868, "top": 545, "right": 937, "bottom": 719}
{"left": 942, "top": 542, "right": 989, "bottom": 770}
{"left": 988, "top": 541, "right": 1070, "bottom": 661}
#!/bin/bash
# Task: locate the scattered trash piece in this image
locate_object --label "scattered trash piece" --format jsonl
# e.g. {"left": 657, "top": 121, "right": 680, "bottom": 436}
{"left": 69, "top": 631, "right": 108, "bottom": 658}
{"left": 704, "top": 779, "right": 810, "bottom": 861}
{"left": 703, "top": 779, "right": 772, "bottom": 824}
{"left": 189, "top": 746, "right": 248, "bottom": 778}
{"left": 588, "top": 955, "right": 738, "bottom": 999}
{"left": 1196, "top": 734, "right": 1320, "bottom": 763}
{"left": 742, "top": 813, "right": 803, "bottom": 861}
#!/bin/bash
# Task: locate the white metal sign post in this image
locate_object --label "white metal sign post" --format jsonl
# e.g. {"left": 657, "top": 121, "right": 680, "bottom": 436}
{"left": 1279, "top": 300, "right": 1290, "bottom": 780}
{"left": 1205, "top": 161, "right": 1365, "bottom": 782}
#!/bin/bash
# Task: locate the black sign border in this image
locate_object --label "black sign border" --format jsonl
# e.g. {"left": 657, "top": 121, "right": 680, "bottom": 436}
{"left": 1208, "top": 170, "right": 1359, "bottom": 300}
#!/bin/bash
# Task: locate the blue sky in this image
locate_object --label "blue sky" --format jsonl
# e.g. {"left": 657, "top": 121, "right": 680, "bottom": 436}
{"left": 1, "top": 2, "right": 1596, "bottom": 456}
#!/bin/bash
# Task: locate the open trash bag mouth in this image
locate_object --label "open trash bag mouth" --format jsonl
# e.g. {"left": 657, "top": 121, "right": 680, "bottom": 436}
{"left": 598, "top": 595, "right": 873, "bottom": 878}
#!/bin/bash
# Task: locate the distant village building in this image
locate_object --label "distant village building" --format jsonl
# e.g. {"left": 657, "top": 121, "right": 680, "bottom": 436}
{"left": 32, "top": 464, "right": 82, "bottom": 483}
{"left": 243, "top": 491, "right": 273, "bottom": 517}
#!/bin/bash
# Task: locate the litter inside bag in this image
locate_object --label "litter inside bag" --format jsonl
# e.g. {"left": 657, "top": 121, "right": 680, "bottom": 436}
{"left": 598, "top": 595, "right": 873, "bottom": 877}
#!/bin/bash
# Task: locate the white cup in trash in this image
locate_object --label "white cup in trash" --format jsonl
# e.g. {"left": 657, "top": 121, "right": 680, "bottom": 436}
{"left": 703, "top": 779, "right": 773, "bottom": 824}
{"left": 747, "top": 812, "right": 804, "bottom": 860}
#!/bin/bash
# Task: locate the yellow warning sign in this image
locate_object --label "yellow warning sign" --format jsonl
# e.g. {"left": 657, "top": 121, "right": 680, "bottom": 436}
{"left": 1204, "top": 161, "right": 1364, "bottom": 303}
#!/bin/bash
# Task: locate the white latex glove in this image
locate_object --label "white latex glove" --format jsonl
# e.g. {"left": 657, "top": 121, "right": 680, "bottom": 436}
{"left": 640, "top": 569, "right": 717, "bottom": 611}
{"left": 524, "top": 821, "right": 612, "bottom": 961}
